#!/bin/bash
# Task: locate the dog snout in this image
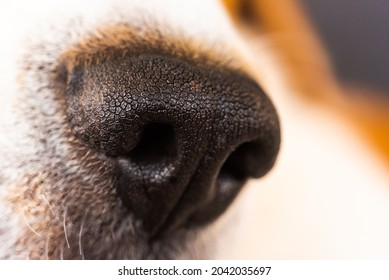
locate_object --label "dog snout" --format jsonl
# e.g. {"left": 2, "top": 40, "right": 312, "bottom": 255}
{"left": 63, "top": 54, "right": 280, "bottom": 237}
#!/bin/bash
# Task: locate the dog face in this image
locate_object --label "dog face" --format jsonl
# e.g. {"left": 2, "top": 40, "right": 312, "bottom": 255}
{"left": 0, "top": 0, "right": 280, "bottom": 259}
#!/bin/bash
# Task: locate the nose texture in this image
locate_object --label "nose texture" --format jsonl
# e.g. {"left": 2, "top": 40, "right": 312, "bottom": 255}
{"left": 64, "top": 54, "right": 280, "bottom": 237}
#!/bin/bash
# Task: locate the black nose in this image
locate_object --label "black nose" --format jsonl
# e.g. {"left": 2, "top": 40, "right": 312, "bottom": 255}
{"left": 63, "top": 53, "right": 280, "bottom": 237}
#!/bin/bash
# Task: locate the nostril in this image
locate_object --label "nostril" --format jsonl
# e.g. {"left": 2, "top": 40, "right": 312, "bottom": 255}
{"left": 219, "top": 141, "right": 270, "bottom": 182}
{"left": 128, "top": 123, "right": 177, "bottom": 164}
{"left": 62, "top": 52, "right": 281, "bottom": 236}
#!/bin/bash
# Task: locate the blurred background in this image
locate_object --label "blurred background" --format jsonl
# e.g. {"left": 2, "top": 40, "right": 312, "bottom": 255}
{"left": 223, "top": 0, "right": 389, "bottom": 258}
{"left": 302, "top": 0, "right": 389, "bottom": 96}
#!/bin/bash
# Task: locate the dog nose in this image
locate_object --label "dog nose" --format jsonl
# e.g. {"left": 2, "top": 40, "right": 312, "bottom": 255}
{"left": 63, "top": 54, "right": 280, "bottom": 236}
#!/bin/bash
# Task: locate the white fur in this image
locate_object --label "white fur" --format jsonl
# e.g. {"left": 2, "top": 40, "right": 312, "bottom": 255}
{"left": 1, "top": 0, "right": 389, "bottom": 259}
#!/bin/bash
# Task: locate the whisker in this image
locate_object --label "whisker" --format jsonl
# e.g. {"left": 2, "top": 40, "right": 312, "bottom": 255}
{"left": 60, "top": 242, "right": 64, "bottom": 260}
{"left": 42, "top": 193, "right": 55, "bottom": 218}
{"left": 63, "top": 208, "right": 70, "bottom": 248}
{"left": 22, "top": 212, "right": 41, "bottom": 237}
{"left": 79, "top": 218, "right": 85, "bottom": 259}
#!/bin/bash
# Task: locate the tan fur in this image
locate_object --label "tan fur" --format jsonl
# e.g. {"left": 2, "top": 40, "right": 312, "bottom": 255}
{"left": 60, "top": 25, "right": 244, "bottom": 72}
{"left": 1, "top": 0, "right": 389, "bottom": 259}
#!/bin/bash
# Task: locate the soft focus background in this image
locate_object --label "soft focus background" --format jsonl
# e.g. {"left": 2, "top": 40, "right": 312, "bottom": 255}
{"left": 302, "top": 0, "right": 389, "bottom": 96}
{"left": 223, "top": 0, "right": 389, "bottom": 259}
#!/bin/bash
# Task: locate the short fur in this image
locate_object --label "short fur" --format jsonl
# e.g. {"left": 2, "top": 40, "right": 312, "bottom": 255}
{"left": 1, "top": 0, "right": 389, "bottom": 259}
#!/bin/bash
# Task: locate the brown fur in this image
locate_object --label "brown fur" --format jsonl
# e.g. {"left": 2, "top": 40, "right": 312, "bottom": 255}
{"left": 60, "top": 25, "right": 244, "bottom": 74}
{"left": 2, "top": 0, "right": 388, "bottom": 260}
